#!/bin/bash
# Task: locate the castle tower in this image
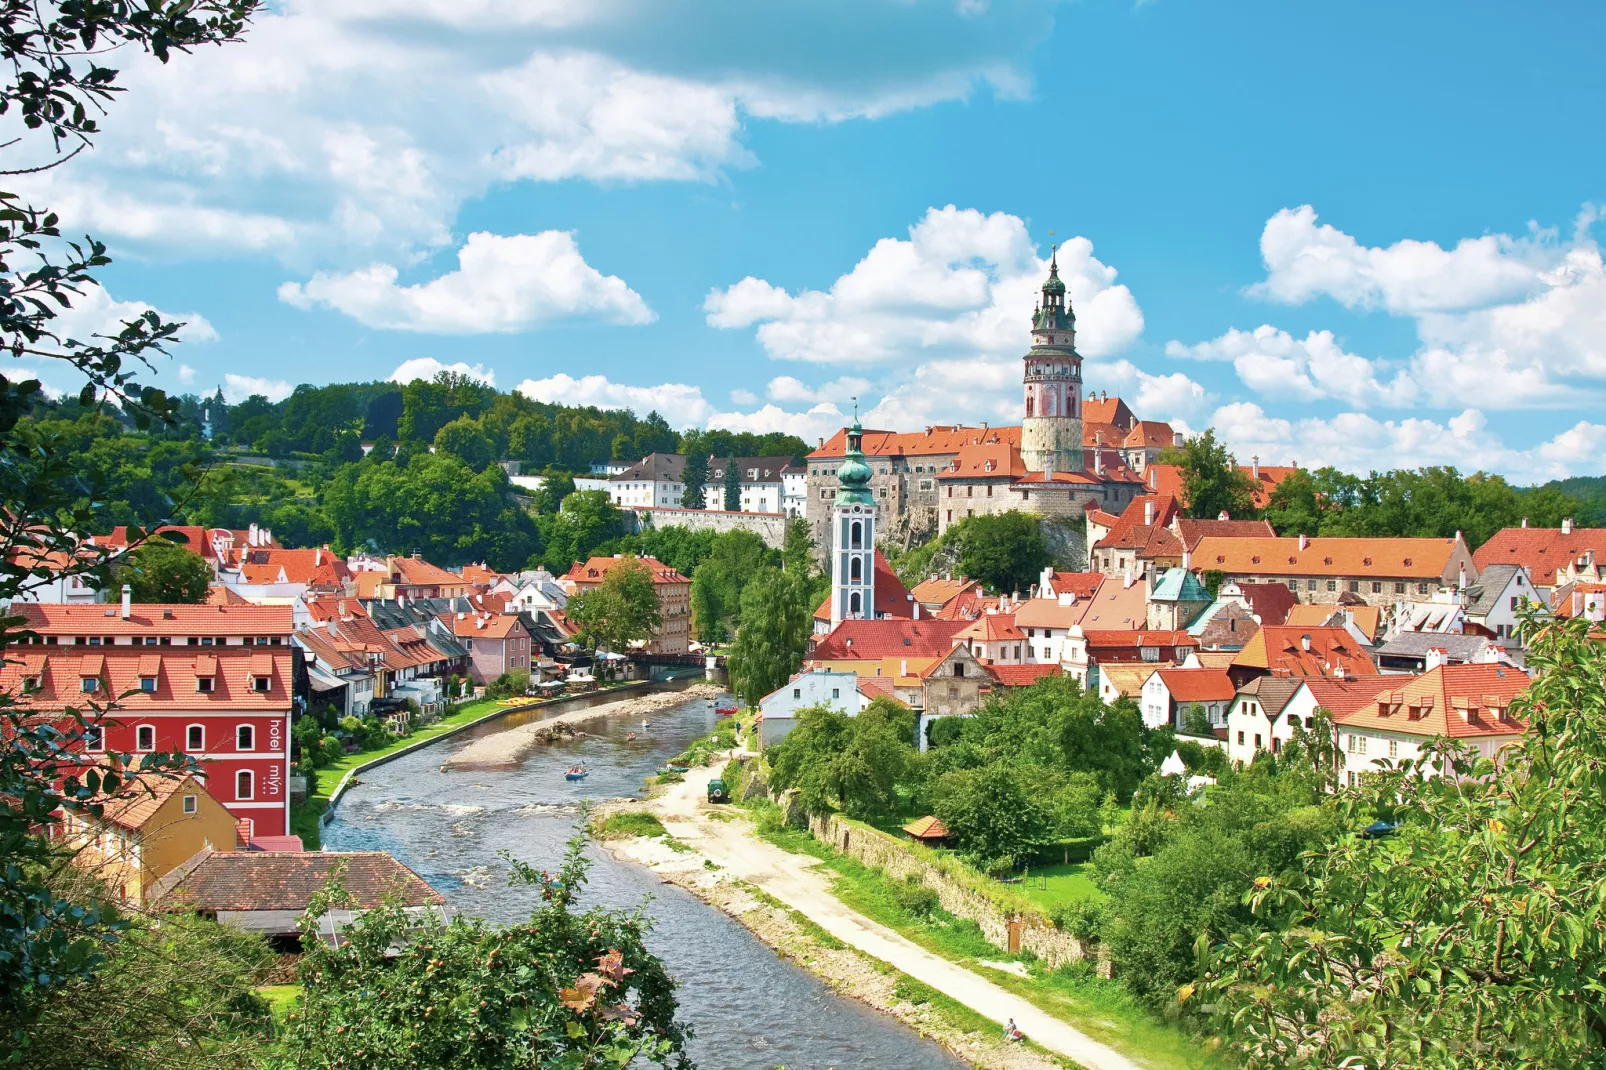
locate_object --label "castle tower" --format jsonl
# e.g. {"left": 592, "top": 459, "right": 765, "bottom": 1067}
{"left": 1021, "top": 247, "right": 1084, "bottom": 475}
{"left": 830, "top": 416, "right": 876, "bottom": 625}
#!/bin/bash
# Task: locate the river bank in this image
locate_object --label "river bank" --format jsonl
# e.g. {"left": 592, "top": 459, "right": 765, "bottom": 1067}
{"left": 440, "top": 681, "right": 723, "bottom": 770}
{"left": 605, "top": 759, "right": 1148, "bottom": 1070}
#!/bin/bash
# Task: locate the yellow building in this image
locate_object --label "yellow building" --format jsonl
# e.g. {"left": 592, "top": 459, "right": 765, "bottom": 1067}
{"left": 60, "top": 772, "right": 238, "bottom": 904}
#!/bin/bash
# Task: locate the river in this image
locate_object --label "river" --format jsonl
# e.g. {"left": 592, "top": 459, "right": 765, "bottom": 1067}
{"left": 322, "top": 688, "right": 966, "bottom": 1070}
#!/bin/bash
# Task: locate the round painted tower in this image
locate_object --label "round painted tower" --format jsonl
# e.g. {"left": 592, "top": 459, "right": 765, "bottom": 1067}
{"left": 1020, "top": 247, "right": 1084, "bottom": 476}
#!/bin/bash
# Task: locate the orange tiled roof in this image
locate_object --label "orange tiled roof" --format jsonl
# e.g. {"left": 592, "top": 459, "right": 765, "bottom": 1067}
{"left": 1193, "top": 536, "right": 1462, "bottom": 579}
{"left": 811, "top": 552, "right": 914, "bottom": 622}
{"left": 1333, "top": 664, "right": 1531, "bottom": 739}
{"left": 809, "top": 425, "right": 1022, "bottom": 460}
{"left": 1, "top": 648, "right": 292, "bottom": 712}
{"left": 1082, "top": 395, "right": 1135, "bottom": 431}
{"left": 903, "top": 815, "right": 951, "bottom": 839}
{"left": 235, "top": 547, "right": 352, "bottom": 587}
{"left": 957, "top": 613, "right": 1024, "bottom": 643}
{"left": 1284, "top": 603, "right": 1383, "bottom": 643}
{"left": 97, "top": 525, "right": 214, "bottom": 559}
{"left": 442, "top": 613, "right": 528, "bottom": 640}
{"left": 390, "top": 556, "right": 466, "bottom": 587}
{"left": 937, "top": 441, "right": 1028, "bottom": 481}
{"left": 909, "top": 577, "right": 982, "bottom": 607}
{"left": 1174, "top": 518, "right": 1277, "bottom": 550}
{"left": 1123, "top": 420, "right": 1175, "bottom": 450}
{"left": 1041, "top": 571, "right": 1103, "bottom": 599}
{"left": 1083, "top": 629, "right": 1198, "bottom": 649}
{"left": 566, "top": 555, "right": 689, "bottom": 586}
{"left": 1473, "top": 526, "right": 1606, "bottom": 586}
{"left": 1096, "top": 495, "right": 1181, "bottom": 551}
{"left": 1077, "top": 576, "right": 1150, "bottom": 630}
{"left": 1234, "top": 626, "right": 1378, "bottom": 678}
{"left": 1155, "top": 667, "right": 1237, "bottom": 702}
{"left": 87, "top": 773, "right": 208, "bottom": 830}
{"left": 1014, "top": 597, "right": 1088, "bottom": 630}
{"left": 1301, "top": 676, "right": 1395, "bottom": 718}
{"left": 856, "top": 675, "right": 909, "bottom": 706}
{"left": 204, "top": 585, "right": 250, "bottom": 606}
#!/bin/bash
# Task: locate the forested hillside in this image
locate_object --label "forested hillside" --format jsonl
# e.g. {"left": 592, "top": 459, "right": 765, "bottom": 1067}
{"left": 16, "top": 373, "right": 808, "bottom": 571}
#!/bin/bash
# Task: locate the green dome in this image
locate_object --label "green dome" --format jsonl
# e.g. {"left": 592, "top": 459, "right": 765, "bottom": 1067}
{"left": 834, "top": 417, "right": 875, "bottom": 506}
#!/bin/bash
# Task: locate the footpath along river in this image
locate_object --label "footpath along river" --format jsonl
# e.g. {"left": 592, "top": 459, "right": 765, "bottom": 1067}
{"left": 322, "top": 686, "right": 967, "bottom": 1070}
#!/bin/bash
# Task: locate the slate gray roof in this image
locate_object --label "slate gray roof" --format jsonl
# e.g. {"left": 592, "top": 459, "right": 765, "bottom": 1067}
{"left": 706, "top": 456, "right": 799, "bottom": 484}
{"left": 611, "top": 453, "right": 685, "bottom": 482}
{"left": 1463, "top": 564, "right": 1521, "bottom": 617}
{"left": 1234, "top": 676, "right": 1304, "bottom": 717}
{"left": 1374, "top": 631, "right": 1492, "bottom": 659}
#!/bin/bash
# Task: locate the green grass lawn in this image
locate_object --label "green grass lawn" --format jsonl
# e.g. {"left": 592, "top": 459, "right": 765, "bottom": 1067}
{"left": 1014, "top": 863, "right": 1105, "bottom": 912}
{"left": 292, "top": 697, "right": 512, "bottom": 848}
{"left": 743, "top": 801, "right": 1217, "bottom": 1070}
{"left": 255, "top": 983, "right": 301, "bottom": 1024}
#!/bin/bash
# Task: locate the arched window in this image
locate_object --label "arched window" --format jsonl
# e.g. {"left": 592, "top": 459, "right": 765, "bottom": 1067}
{"left": 849, "top": 592, "right": 862, "bottom": 616}
{"left": 850, "top": 521, "right": 862, "bottom": 548}
{"left": 850, "top": 557, "right": 862, "bottom": 583}
{"left": 1025, "top": 394, "right": 1034, "bottom": 417}
{"left": 236, "top": 770, "right": 253, "bottom": 800}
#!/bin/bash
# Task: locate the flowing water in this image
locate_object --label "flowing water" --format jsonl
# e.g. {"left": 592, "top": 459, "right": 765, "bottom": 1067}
{"left": 323, "top": 688, "right": 966, "bottom": 1070}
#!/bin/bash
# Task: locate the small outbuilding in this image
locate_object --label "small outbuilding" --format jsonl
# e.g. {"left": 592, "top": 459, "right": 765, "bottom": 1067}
{"left": 902, "top": 815, "right": 952, "bottom": 843}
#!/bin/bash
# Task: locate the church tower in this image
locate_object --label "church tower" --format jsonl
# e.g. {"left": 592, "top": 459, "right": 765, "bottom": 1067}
{"left": 830, "top": 416, "right": 876, "bottom": 625}
{"left": 1020, "top": 248, "right": 1084, "bottom": 475}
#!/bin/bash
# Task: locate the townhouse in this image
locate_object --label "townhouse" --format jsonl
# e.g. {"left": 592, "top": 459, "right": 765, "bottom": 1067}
{"left": 1191, "top": 534, "right": 1478, "bottom": 607}
{"left": 59, "top": 772, "right": 239, "bottom": 904}
{"left": 1473, "top": 518, "right": 1606, "bottom": 596}
{"left": 563, "top": 554, "right": 692, "bottom": 654}
{"left": 1142, "top": 667, "right": 1238, "bottom": 731}
{"left": 1225, "top": 675, "right": 1390, "bottom": 766}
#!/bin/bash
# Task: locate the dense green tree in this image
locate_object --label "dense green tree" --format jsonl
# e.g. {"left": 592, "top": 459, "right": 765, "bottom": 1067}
{"left": 530, "top": 470, "right": 576, "bottom": 515}
{"left": 782, "top": 517, "right": 815, "bottom": 577}
{"left": 1203, "top": 615, "right": 1606, "bottom": 1066}
{"left": 725, "top": 567, "right": 814, "bottom": 707}
{"left": 933, "top": 763, "right": 1056, "bottom": 866}
{"left": 536, "top": 490, "right": 622, "bottom": 571}
{"left": 685, "top": 530, "right": 774, "bottom": 642}
{"left": 433, "top": 413, "right": 496, "bottom": 470}
{"left": 564, "top": 555, "right": 661, "bottom": 653}
{"left": 681, "top": 452, "right": 708, "bottom": 509}
{"left": 722, "top": 456, "right": 741, "bottom": 510}
{"left": 1163, "top": 429, "right": 1258, "bottom": 520}
{"left": 768, "top": 699, "right": 916, "bottom": 821}
{"left": 949, "top": 511, "right": 1049, "bottom": 594}
{"left": 122, "top": 537, "right": 213, "bottom": 603}
{"left": 614, "top": 525, "right": 717, "bottom": 578}
{"left": 287, "top": 827, "right": 689, "bottom": 1068}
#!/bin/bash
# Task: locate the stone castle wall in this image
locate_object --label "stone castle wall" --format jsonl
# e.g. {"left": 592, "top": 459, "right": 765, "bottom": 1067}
{"left": 807, "top": 812, "right": 1092, "bottom": 968}
{"left": 626, "top": 507, "right": 788, "bottom": 549}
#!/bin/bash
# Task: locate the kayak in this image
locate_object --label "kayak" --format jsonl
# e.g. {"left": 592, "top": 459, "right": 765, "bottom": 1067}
{"left": 564, "top": 768, "right": 589, "bottom": 781}
{"left": 714, "top": 704, "right": 737, "bottom": 716}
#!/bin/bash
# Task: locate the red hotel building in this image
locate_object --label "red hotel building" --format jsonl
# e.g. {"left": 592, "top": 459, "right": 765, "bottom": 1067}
{"left": 11, "top": 601, "right": 296, "bottom": 838}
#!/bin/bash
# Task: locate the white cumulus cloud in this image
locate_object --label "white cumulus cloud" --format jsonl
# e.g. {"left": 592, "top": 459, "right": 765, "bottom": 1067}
{"left": 704, "top": 205, "right": 1144, "bottom": 365}
{"left": 224, "top": 374, "right": 294, "bottom": 403}
{"left": 388, "top": 358, "right": 496, "bottom": 385}
{"left": 51, "top": 283, "right": 218, "bottom": 347}
{"left": 515, "top": 373, "right": 712, "bottom": 429}
{"left": 278, "top": 231, "right": 653, "bottom": 333}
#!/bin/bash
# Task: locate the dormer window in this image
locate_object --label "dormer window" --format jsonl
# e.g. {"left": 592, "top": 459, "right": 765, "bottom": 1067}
{"left": 22, "top": 675, "right": 41, "bottom": 693}
{"left": 196, "top": 676, "right": 215, "bottom": 693}
{"left": 253, "top": 675, "right": 270, "bottom": 693}
{"left": 140, "top": 676, "right": 156, "bottom": 693}
{"left": 80, "top": 677, "right": 98, "bottom": 693}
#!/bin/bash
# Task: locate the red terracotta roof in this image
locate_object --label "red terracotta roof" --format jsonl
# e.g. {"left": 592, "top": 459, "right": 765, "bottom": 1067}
{"left": 988, "top": 663, "right": 1062, "bottom": 687}
{"left": 1081, "top": 396, "right": 1135, "bottom": 431}
{"left": 442, "top": 613, "right": 529, "bottom": 640}
{"left": 1473, "top": 526, "right": 1606, "bottom": 586}
{"left": 902, "top": 815, "right": 951, "bottom": 840}
{"left": 909, "top": 577, "right": 982, "bottom": 607}
{"left": 1123, "top": 420, "right": 1176, "bottom": 450}
{"left": 234, "top": 548, "right": 352, "bottom": 587}
{"left": 13, "top": 602, "right": 293, "bottom": 638}
{"left": 1174, "top": 518, "right": 1277, "bottom": 550}
{"left": 1235, "top": 583, "right": 1297, "bottom": 627}
{"left": 82, "top": 773, "right": 209, "bottom": 830}
{"left": 957, "top": 614, "right": 1024, "bottom": 643}
{"left": 1300, "top": 676, "right": 1394, "bottom": 718}
{"left": 390, "top": 556, "right": 467, "bottom": 587}
{"left": 812, "top": 552, "right": 915, "bottom": 622}
{"left": 810, "top": 619, "right": 967, "bottom": 661}
{"left": 1041, "top": 571, "right": 1103, "bottom": 599}
{"left": 856, "top": 675, "right": 908, "bottom": 706}
{"left": 1083, "top": 629, "right": 1198, "bottom": 650}
{"left": 97, "top": 525, "right": 214, "bottom": 559}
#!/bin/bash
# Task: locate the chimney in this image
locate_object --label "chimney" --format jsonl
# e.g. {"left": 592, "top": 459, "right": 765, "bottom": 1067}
{"left": 1458, "top": 564, "right": 1467, "bottom": 591}
{"left": 1218, "top": 510, "right": 1230, "bottom": 521}
{"left": 1301, "top": 634, "right": 1312, "bottom": 652}
{"left": 1521, "top": 517, "right": 1529, "bottom": 528}
{"left": 338, "top": 599, "right": 348, "bottom": 618}
{"left": 248, "top": 522, "right": 258, "bottom": 547}
{"left": 1562, "top": 517, "right": 1574, "bottom": 535}
{"left": 1182, "top": 550, "right": 1192, "bottom": 571}
{"left": 1251, "top": 455, "right": 1260, "bottom": 480}
{"left": 315, "top": 548, "right": 322, "bottom": 567}
{"left": 120, "top": 584, "right": 132, "bottom": 619}
{"left": 1173, "top": 431, "right": 1184, "bottom": 448}
{"left": 1425, "top": 646, "right": 1450, "bottom": 671}
{"left": 1298, "top": 533, "right": 1310, "bottom": 551}
{"left": 901, "top": 658, "right": 909, "bottom": 676}
{"left": 912, "top": 601, "right": 921, "bottom": 620}
{"left": 1148, "top": 468, "right": 1157, "bottom": 490}
{"left": 1095, "top": 450, "right": 1104, "bottom": 475}
{"left": 1144, "top": 500, "right": 1155, "bottom": 526}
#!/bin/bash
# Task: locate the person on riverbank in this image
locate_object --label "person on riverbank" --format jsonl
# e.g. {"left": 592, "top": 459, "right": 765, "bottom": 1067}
{"left": 1004, "top": 1018, "right": 1024, "bottom": 1043}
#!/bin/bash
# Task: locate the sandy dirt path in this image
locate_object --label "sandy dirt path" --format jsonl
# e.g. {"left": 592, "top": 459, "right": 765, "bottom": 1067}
{"left": 643, "top": 761, "right": 1146, "bottom": 1070}
{"left": 440, "top": 684, "right": 720, "bottom": 769}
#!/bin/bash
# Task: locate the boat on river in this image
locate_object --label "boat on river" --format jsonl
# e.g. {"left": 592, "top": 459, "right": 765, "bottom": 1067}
{"left": 713, "top": 702, "right": 737, "bottom": 716}
{"left": 564, "top": 766, "right": 589, "bottom": 781}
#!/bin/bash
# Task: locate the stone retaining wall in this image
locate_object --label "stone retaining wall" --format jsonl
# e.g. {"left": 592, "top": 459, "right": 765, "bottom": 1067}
{"left": 807, "top": 812, "right": 1093, "bottom": 969}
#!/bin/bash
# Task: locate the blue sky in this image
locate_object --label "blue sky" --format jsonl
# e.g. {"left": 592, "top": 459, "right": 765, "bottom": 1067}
{"left": 24, "top": 0, "right": 1606, "bottom": 480}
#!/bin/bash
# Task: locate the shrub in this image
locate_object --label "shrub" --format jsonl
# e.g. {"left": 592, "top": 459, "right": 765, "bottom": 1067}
{"left": 592, "top": 811, "right": 668, "bottom": 840}
{"left": 891, "top": 876, "right": 940, "bottom": 919}
{"left": 1049, "top": 899, "right": 1104, "bottom": 940}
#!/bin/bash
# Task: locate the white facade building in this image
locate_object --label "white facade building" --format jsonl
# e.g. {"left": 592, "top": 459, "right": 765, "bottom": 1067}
{"left": 757, "top": 669, "right": 865, "bottom": 747}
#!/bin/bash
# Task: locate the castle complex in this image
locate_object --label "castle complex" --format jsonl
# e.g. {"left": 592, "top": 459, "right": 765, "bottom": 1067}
{"left": 806, "top": 251, "right": 1171, "bottom": 564}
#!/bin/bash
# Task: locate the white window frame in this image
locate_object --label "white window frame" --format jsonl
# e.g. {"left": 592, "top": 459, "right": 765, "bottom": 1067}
{"left": 236, "top": 770, "right": 254, "bottom": 800}
{"left": 236, "top": 724, "right": 255, "bottom": 751}
{"left": 182, "top": 795, "right": 197, "bottom": 814}
{"left": 196, "top": 676, "right": 215, "bottom": 693}
{"left": 186, "top": 724, "right": 204, "bottom": 752}
{"left": 135, "top": 724, "right": 156, "bottom": 752}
